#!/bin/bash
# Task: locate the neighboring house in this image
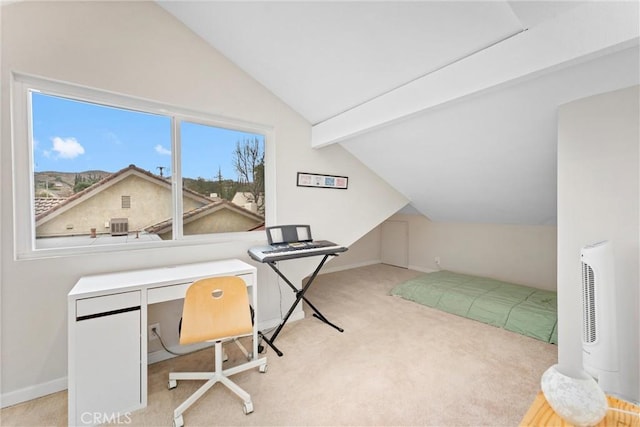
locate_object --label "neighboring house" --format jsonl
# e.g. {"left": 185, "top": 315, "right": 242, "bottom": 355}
{"left": 35, "top": 164, "right": 264, "bottom": 239}
{"left": 145, "top": 199, "right": 265, "bottom": 239}
{"left": 231, "top": 191, "right": 264, "bottom": 214}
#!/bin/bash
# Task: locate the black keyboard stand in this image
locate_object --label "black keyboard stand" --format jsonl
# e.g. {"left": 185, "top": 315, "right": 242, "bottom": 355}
{"left": 259, "top": 253, "right": 344, "bottom": 357}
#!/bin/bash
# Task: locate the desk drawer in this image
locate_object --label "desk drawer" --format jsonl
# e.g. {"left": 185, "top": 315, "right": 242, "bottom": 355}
{"left": 147, "top": 273, "right": 254, "bottom": 304}
{"left": 147, "top": 282, "right": 190, "bottom": 304}
{"left": 76, "top": 291, "right": 141, "bottom": 319}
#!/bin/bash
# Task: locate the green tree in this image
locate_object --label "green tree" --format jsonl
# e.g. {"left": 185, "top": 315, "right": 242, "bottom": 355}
{"left": 73, "top": 181, "right": 93, "bottom": 193}
{"left": 73, "top": 174, "right": 100, "bottom": 193}
{"left": 215, "top": 167, "right": 226, "bottom": 199}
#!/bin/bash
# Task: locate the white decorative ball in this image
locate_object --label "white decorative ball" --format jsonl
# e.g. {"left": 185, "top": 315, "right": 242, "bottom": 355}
{"left": 541, "top": 365, "right": 607, "bottom": 427}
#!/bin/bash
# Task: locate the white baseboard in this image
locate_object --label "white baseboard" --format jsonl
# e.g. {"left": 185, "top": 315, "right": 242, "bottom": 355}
{"left": 320, "top": 259, "right": 381, "bottom": 275}
{"left": 321, "top": 260, "right": 437, "bottom": 275}
{"left": 258, "top": 311, "right": 304, "bottom": 331}
{"left": 1, "top": 377, "right": 67, "bottom": 409}
{"left": 148, "top": 341, "right": 215, "bottom": 364}
{"left": 323, "top": 260, "right": 438, "bottom": 274}
{"left": 408, "top": 265, "right": 437, "bottom": 273}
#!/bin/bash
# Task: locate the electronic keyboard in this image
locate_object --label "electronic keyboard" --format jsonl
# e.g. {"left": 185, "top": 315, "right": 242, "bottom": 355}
{"left": 248, "top": 240, "right": 347, "bottom": 262}
{"left": 248, "top": 225, "right": 348, "bottom": 356}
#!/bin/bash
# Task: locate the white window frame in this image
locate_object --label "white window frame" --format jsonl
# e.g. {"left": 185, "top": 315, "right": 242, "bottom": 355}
{"left": 11, "top": 72, "right": 276, "bottom": 260}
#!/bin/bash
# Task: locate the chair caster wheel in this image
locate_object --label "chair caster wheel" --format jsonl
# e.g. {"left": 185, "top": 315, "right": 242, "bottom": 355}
{"left": 168, "top": 379, "right": 177, "bottom": 389}
{"left": 259, "top": 364, "right": 268, "bottom": 373}
{"left": 243, "top": 401, "right": 254, "bottom": 414}
{"left": 173, "top": 415, "right": 184, "bottom": 427}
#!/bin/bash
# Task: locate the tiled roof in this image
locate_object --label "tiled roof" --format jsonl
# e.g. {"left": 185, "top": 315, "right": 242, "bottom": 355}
{"left": 145, "top": 199, "right": 264, "bottom": 234}
{"left": 34, "top": 197, "right": 67, "bottom": 216}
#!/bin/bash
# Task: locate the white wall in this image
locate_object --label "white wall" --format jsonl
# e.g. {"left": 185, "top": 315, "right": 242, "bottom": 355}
{"left": 557, "top": 85, "right": 639, "bottom": 402}
{"left": 0, "top": 1, "right": 408, "bottom": 404}
{"left": 382, "top": 213, "right": 557, "bottom": 290}
{"left": 323, "top": 226, "right": 382, "bottom": 273}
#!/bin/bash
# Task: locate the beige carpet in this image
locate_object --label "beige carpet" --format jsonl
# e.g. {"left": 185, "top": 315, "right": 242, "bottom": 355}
{"left": 1, "top": 264, "right": 557, "bottom": 426}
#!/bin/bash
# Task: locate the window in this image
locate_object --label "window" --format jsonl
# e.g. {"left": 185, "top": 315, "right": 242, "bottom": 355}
{"left": 12, "top": 74, "right": 274, "bottom": 258}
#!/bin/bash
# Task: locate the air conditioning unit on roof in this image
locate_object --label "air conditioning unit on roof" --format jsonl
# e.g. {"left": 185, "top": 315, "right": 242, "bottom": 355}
{"left": 110, "top": 218, "right": 129, "bottom": 236}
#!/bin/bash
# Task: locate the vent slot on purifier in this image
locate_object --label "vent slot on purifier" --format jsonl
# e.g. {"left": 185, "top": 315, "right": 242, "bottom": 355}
{"left": 582, "top": 262, "right": 597, "bottom": 344}
{"left": 580, "top": 240, "right": 619, "bottom": 395}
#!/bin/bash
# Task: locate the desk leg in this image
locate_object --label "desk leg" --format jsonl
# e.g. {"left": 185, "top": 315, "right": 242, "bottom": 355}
{"left": 259, "top": 255, "right": 343, "bottom": 356}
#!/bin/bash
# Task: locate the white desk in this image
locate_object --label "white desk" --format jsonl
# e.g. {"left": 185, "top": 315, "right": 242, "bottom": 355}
{"left": 67, "top": 259, "right": 258, "bottom": 427}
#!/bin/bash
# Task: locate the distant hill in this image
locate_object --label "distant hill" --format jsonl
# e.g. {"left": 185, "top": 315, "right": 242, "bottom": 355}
{"left": 34, "top": 170, "right": 112, "bottom": 198}
{"left": 34, "top": 170, "right": 244, "bottom": 200}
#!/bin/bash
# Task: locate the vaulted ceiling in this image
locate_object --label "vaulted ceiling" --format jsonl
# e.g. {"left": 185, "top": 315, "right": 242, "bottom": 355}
{"left": 158, "top": 1, "right": 639, "bottom": 225}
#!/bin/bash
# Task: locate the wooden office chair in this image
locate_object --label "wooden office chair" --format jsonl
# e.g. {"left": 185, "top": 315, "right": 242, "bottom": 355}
{"left": 168, "top": 276, "right": 267, "bottom": 427}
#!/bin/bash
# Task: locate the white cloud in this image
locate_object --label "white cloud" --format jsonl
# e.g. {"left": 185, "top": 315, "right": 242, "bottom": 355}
{"left": 51, "top": 137, "right": 85, "bottom": 159}
{"left": 155, "top": 144, "right": 171, "bottom": 155}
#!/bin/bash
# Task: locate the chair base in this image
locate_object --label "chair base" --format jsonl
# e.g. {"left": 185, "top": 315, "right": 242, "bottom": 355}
{"left": 168, "top": 340, "right": 267, "bottom": 427}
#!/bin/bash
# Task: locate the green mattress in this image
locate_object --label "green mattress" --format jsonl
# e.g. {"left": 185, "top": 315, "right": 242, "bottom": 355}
{"left": 391, "top": 270, "right": 558, "bottom": 344}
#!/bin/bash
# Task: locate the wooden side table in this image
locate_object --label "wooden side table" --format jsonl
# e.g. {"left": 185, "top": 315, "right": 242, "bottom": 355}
{"left": 520, "top": 391, "right": 639, "bottom": 427}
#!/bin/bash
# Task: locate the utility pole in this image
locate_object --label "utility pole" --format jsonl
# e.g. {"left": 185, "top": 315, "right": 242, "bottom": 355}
{"left": 157, "top": 166, "right": 166, "bottom": 177}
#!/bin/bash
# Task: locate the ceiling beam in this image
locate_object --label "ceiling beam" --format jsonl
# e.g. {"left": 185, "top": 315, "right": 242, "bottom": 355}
{"left": 311, "top": 2, "right": 639, "bottom": 148}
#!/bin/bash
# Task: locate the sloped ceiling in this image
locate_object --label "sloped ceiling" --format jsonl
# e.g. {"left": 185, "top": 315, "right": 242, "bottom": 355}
{"left": 158, "top": 1, "right": 639, "bottom": 225}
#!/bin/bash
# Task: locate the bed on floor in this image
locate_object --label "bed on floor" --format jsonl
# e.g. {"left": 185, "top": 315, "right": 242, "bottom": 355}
{"left": 391, "top": 270, "right": 558, "bottom": 344}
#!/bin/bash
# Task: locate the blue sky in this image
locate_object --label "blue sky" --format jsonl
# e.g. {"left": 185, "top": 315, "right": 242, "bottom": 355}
{"left": 31, "top": 92, "right": 264, "bottom": 181}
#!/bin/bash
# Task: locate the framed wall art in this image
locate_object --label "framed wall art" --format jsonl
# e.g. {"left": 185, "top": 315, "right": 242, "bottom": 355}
{"left": 297, "top": 172, "right": 348, "bottom": 189}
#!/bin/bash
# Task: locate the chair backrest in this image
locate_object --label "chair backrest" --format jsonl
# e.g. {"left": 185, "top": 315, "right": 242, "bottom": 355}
{"left": 179, "top": 276, "right": 253, "bottom": 346}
